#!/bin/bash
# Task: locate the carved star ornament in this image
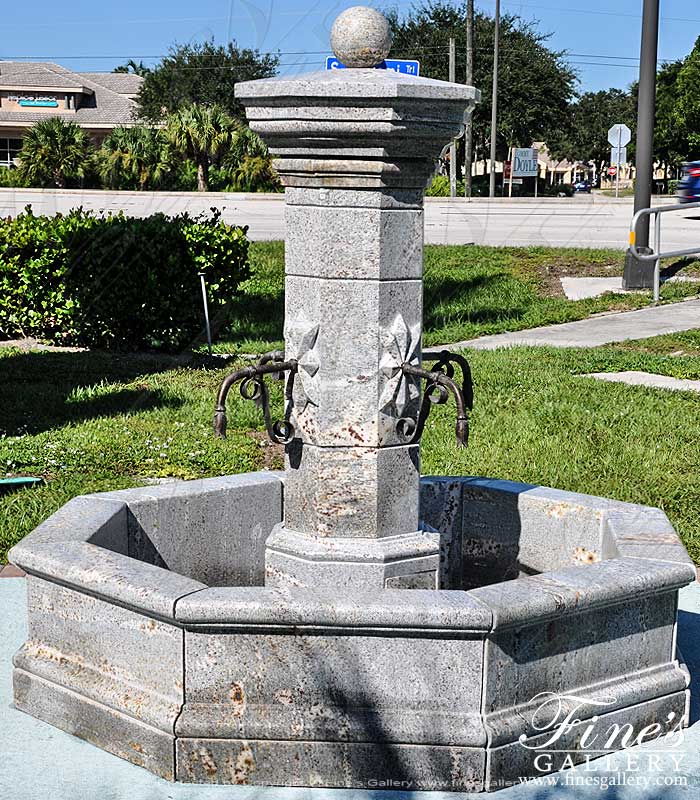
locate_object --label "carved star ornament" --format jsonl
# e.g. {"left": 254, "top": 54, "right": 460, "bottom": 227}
{"left": 285, "top": 311, "right": 321, "bottom": 412}
{"left": 378, "top": 314, "right": 422, "bottom": 422}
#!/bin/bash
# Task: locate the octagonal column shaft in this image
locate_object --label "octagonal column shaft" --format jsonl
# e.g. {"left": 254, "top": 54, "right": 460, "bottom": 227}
{"left": 235, "top": 67, "right": 478, "bottom": 590}
{"left": 283, "top": 186, "right": 424, "bottom": 536}
{"left": 269, "top": 184, "right": 435, "bottom": 590}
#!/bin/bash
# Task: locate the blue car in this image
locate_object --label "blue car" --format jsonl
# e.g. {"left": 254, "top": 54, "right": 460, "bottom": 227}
{"left": 677, "top": 162, "right": 700, "bottom": 203}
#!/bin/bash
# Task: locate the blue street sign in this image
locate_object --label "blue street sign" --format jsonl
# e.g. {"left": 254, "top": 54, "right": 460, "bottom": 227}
{"left": 326, "top": 56, "right": 420, "bottom": 76}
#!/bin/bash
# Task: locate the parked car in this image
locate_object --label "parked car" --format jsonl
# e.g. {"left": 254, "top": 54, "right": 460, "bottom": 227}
{"left": 677, "top": 162, "right": 700, "bottom": 203}
{"left": 573, "top": 179, "right": 592, "bottom": 193}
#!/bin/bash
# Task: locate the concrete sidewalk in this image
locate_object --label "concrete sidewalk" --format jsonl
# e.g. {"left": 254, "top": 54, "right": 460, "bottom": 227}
{"left": 1, "top": 576, "right": 699, "bottom": 799}
{"left": 428, "top": 298, "right": 700, "bottom": 352}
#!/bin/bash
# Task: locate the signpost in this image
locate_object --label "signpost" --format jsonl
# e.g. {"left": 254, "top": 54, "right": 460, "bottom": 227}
{"left": 608, "top": 124, "right": 631, "bottom": 198}
{"left": 610, "top": 147, "right": 628, "bottom": 166}
{"left": 509, "top": 147, "right": 539, "bottom": 198}
{"left": 326, "top": 56, "right": 420, "bottom": 75}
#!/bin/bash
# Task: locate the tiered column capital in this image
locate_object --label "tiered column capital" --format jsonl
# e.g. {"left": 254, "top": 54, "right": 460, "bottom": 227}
{"left": 235, "top": 70, "right": 479, "bottom": 190}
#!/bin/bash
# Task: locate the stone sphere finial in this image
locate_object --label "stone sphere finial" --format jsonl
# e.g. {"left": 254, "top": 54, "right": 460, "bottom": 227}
{"left": 331, "top": 6, "right": 392, "bottom": 68}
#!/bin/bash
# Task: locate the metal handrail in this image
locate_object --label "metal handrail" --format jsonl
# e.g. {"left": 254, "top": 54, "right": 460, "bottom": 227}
{"left": 628, "top": 200, "right": 700, "bottom": 301}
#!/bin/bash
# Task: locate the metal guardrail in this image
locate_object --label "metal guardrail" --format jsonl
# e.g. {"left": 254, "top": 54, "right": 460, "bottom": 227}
{"left": 629, "top": 200, "right": 700, "bottom": 302}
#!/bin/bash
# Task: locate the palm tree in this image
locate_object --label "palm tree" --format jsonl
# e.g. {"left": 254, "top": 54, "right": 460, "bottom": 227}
{"left": 17, "top": 118, "right": 93, "bottom": 188}
{"left": 97, "top": 126, "right": 172, "bottom": 190}
{"left": 113, "top": 60, "right": 151, "bottom": 76}
{"left": 229, "top": 155, "right": 281, "bottom": 193}
{"left": 222, "top": 125, "right": 280, "bottom": 192}
{"left": 165, "top": 104, "right": 237, "bottom": 192}
{"left": 227, "top": 126, "right": 269, "bottom": 163}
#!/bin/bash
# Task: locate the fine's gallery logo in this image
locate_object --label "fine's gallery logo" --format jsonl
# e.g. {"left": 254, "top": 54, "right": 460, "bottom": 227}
{"left": 519, "top": 692, "right": 684, "bottom": 771}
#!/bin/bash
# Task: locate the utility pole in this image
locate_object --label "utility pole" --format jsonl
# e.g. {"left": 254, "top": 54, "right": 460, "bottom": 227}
{"left": 464, "top": 0, "right": 474, "bottom": 198}
{"left": 623, "top": 0, "right": 660, "bottom": 289}
{"left": 449, "top": 37, "right": 457, "bottom": 198}
{"left": 488, "top": 0, "right": 500, "bottom": 198}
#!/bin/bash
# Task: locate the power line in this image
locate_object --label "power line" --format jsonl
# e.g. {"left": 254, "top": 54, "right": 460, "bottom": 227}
{"left": 478, "top": 0, "right": 700, "bottom": 24}
{"left": 0, "top": 48, "right": 676, "bottom": 64}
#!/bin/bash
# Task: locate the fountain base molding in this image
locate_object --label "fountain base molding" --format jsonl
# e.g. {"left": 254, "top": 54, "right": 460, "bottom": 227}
{"left": 9, "top": 472, "right": 694, "bottom": 791}
{"left": 265, "top": 524, "right": 441, "bottom": 590}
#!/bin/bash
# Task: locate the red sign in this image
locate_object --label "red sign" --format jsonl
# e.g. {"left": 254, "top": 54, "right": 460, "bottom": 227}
{"left": 608, "top": 166, "right": 617, "bottom": 176}
{"left": 504, "top": 161, "right": 512, "bottom": 179}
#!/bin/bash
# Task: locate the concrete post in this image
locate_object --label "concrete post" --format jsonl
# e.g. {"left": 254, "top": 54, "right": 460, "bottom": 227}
{"left": 235, "top": 7, "right": 478, "bottom": 590}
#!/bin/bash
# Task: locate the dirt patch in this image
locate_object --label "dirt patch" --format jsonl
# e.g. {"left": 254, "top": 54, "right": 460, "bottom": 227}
{"left": 0, "top": 337, "right": 86, "bottom": 353}
{"left": 249, "top": 430, "right": 285, "bottom": 470}
{"left": 510, "top": 250, "right": 626, "bottom": 298}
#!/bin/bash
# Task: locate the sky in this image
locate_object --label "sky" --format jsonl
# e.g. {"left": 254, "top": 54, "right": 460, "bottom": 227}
{"left": 0, "top": 0, "right": 698, "bottom": 94}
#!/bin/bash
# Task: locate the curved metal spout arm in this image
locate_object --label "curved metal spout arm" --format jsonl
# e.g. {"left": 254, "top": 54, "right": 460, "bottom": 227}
{"left": 399, "top": 350, "right": 473, "bottom": 448}
{"left": 214, "top": 351, "right": 298, "bottom": 444}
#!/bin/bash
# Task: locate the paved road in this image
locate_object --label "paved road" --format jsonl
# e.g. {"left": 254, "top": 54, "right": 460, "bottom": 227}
{"left": 3, "top": 188, "right": 700, "bottom": 251}
{"left": 425, "top": 196, "right": 700, "bottom": 250}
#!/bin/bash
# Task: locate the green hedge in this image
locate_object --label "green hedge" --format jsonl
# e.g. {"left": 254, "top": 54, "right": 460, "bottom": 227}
{"left": 0, "top": 168, "right": 27, "bottom": 188}
{"left": 427, "top": 175, "right": 461, "bottom": 196}
{"left": 0, "top": 207, "right": 249, "bottom": 350}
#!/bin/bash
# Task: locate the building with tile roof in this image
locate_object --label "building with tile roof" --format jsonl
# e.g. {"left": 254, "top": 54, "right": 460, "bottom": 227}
{"left": 0, "top": 62, "right": 143, "bottom": 168}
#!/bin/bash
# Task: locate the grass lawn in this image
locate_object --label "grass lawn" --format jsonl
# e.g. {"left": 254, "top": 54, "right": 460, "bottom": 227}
{"left": 2, "top": 336, "right": 699, "bottom": 564}
{"left": 614, "top": 329, "right": 700, "bottom": 357}
{"left": 598, "top": 188, "right": 636, "bottom": 198}
{"left": 215, "top": 242, "right": 700, "bottom": 354}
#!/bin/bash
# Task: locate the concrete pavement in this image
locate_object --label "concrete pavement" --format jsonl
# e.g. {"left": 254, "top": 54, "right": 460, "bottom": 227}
{"left": 427, "top": 298, "right": 700, "bottom": 352}
{"left": 3, "top": 188, "right": 700, "bottom": 250}
{"left": 585, "top": 371, "right": 700, "bottom": 393}
{"left": 561, "top": 276, "right": 700, "bottom": 300}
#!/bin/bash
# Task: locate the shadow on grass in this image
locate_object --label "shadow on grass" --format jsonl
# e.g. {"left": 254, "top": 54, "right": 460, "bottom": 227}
{"left": 424, "top": 272, "right": 531, "bottom": 331}
{"left": 0, "top": 349, "right": 185, "bottom": 436}
{"left": 219, "top": 270, "right": 534, "bottom": 351}
{"left": 221, "top": 292, "right": 284, "bottom": 347}
{"left": 660, "top": 257, "right": 699, "bottom": 280}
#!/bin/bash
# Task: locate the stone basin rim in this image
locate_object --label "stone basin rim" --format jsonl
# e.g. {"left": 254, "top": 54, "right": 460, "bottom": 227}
{"left": 9, "top": 469, "right": 696, "bottom": 630}
{"left": 8, "top": 546, "right": 694, "bottom": 631}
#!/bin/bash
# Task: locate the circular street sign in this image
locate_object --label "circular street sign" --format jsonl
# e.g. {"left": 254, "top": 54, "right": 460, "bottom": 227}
{"left": 608, "top": 166, "right": 617, "bottom": 176}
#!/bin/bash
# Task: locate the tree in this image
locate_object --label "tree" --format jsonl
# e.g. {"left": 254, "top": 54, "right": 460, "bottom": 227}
{"left": 652, "top": 60, "right": 688, "bottom": 174}
{"left": 17, "top": 118, "right": 94, "bottom": 188}
{"left": 135, "top": 41, "right": 278, "bottom": 122}
{"left": 674, "top": 37, "right": 700, "bottom": 161}
{"left": 113, "top": 60, "right": 151, "bottom": 77}
{"left": 166, "top": 104, "right": 237, "bottom": 191}
{"left": 548, "top": 89, "right": 635, "bottom": 168}
{"left": 228, "top": 155, "right": 281, "bottom": 193}
{"left": 218, "top": 125, "right": 280, "bottom": 192}
{"left": 388, "top": 4, "right": 577, "bottom": 167}
{"left": 226, "top": 126, "right": 269, "bottom": 163}
{"left": 96, "top": 126, "right": 172, "bottom": 190}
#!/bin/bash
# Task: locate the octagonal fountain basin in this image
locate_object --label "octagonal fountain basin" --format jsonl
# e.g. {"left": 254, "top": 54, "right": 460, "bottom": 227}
{"left": 8, "top": 472, "right": 694, "bottom": 791}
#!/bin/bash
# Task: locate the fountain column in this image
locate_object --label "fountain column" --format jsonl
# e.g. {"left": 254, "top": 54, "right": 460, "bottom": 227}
{"left": 236, "top": 7, "right": 478, "bottom": 589}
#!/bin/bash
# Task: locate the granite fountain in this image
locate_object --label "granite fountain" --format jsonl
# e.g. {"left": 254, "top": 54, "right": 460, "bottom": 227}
{"left": 8, "top": 7, "right": 695, "bottom": 792}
